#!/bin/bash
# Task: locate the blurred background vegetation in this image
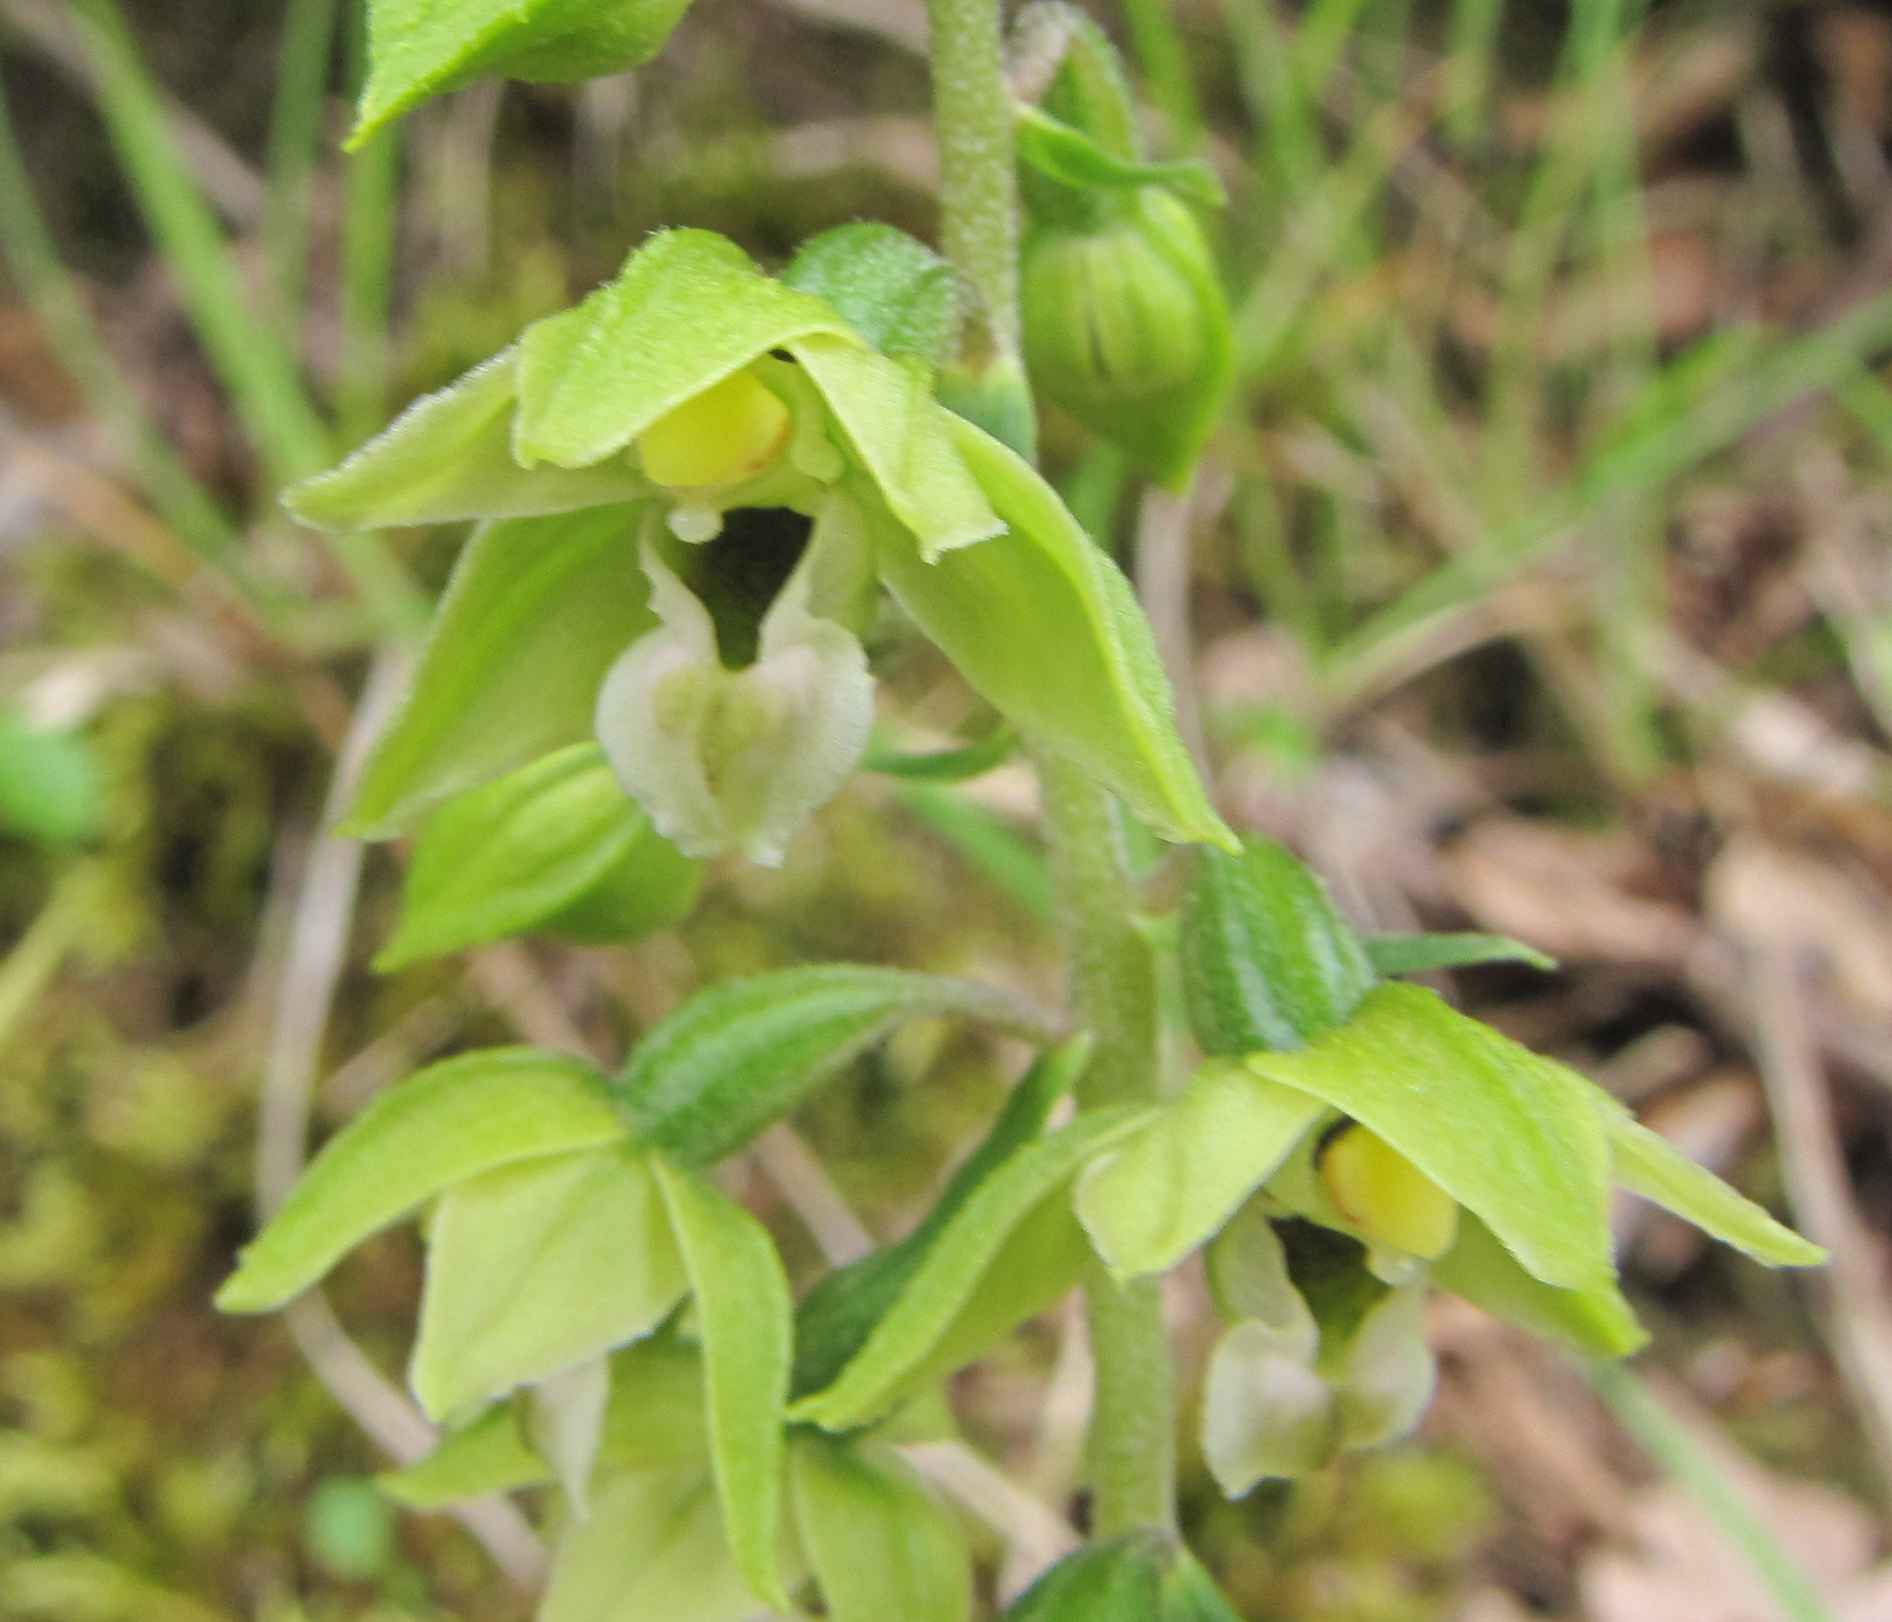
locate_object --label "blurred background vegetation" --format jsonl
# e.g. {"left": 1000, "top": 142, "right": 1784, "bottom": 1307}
{"left": 4, "top": 0, "right": 1892, "bottom": 1616}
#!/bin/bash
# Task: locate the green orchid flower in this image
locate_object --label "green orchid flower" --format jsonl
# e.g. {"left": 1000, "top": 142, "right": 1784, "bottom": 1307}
{"left": 290, "top": 227, "right": 1229, "bottom": 864}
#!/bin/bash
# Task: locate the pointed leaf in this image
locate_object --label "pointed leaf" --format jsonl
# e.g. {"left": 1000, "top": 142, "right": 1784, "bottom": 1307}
{"left": 354, "top": 0, "right": 694, "bottom": 147}
{"left": 1016, "top": 105, "right": 1225, "bottom": 208}
{"left": 615, "top": 965, "right": 1057, "bottom": 1167}
{"left": 792, "top": 1107, "right": 1151, "bottom": 1431}
{"left": 377, "top": 1404, "right": 546, "bottom": 1509}
{"left": 1364, "top": 933, "right": 1557, "bottom": 977}
{"left": 1245, "top": 984, "right": 1617, "bottom": 1294}
{"left": 345, "top": 507, "right": 655, "bottom": 838}
{"left": 1076, "top": 1060, "right": 1324, "bottom": 1279}
{"left": 783, "top": 223, "right": 963, "bottom": 365}
{"left": 377, "top": 744, "right": 700, "bottom": 968}
{"left": 541, "top": 1470, "right": 760, "bottom": 1622}
{"left": 1432, "top": 1211, "right": 1647, "bottom": 1357}
{"left": 651, "top": 1156, "right": 795, "bottom": 1613}
{"left": 875, "top": 413, "right": 1233, "bottom": 849}
{"left": 411, "top": 1145, "right": 687, "bottom": 1421}
{"left": 1607, "top": 1109, "right": 1824, "bottom": 1267}
{"left": 791, "top": 1436, "right": 973, "bottom": 1622}
{"left": 284, "top": 349, "right": 650, "bottom": 532}
{"left": 513, "top": 230, "right": 855, "bottom": 469}
{"left": 216, "top": 1050, "right": 625, "bottom": 1313}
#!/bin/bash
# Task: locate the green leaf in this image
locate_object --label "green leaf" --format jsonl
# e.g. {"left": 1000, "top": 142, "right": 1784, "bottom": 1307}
{"left": 1181, "top": 839, "right": 1376, "bottom": 1056}
{"left": 1015, "top": 106, "right": 1226, "bottom": 208}
{"left": 792, "top": 338, "right": 1002, "bottom": 559}
{"left": 1075, "top": 1060, "right": 1325, "bottom": 1279}
{"left": 616, "top": 965, "right": 1056, "bottom": 1167}
{"left": 216, "top": 1050, "right": 625, "bottom": 1313}
{"left": 1004, "top": 1534, "right": 1165, "bottom": 1622}
{"left": 353, "top": 0, "right": 694, "bottom": 148}
{"left": 875, "top": 414, "right": 1234, "bottom": 850}
{"left": 410, "top": 1144, "right": 687, "bottom": 1421}
{"left": 1607, "top": 1109, "right": 1824, "bottom": 1267}
{"left": 792, "top": 1107, "right": 1151, "bottom": 1431}
{"left": 513, "top": 230, "right": 854, "bottom": 470}
{"left": 1245, "top": 984, "right": 1618, "bottom": 1294}
{"left": 284, "top": 349, "right": 652, "bottom": 532}
{"left": 1433, "top": 1211, "right": 1647, "bottom": 1358}
{"left": 790, "top": 1435, "right": 973, "bottom": 1622}
{"left": 651, "top": 1156, "right": 795, "bottom": 1613}
{"left": 783, "top": 223, "right": 963, "bottom": 365}
{"left": 345, "top": 507, "right": 655, "bottom": 838}
{"left": 793, "top": 1036, "right": 1091, "bottom": 1398}
{"left": 1364, "top": 932, "right": 1557, "bottom": 977}
{"left": 0, "top": 717, "right": 104, "bottom": 847}
{"left": 377, "top": 1404, "right": 546, "bottom": 1509}
{"left": 376, "top": 744, "right": 700, "bottom": 968}
{"left": 540, "top": 1470, "right": 762, "bottom": 1622}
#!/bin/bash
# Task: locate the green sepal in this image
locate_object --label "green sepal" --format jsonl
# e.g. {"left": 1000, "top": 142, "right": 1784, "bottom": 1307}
{"left": 792, "top": 1106, "right": 1152, "bottom": 1431}
{"left": 1075, "top": 1059, "right": 1325, "bottom": 1279}
{"left": 540, "top": 1469, "right": 766, "bottom": 1622}
{"left": 1245, "top": 984, "right": 1618, "bottom": 1294}
{"left": 1364, "top": 932, "right": 1557, "bottom": 977}
{"left": 215, "top": 1050, "right": 625, "bottom": 1314}
{"left": 876, "top": 413, "right": 1234, "bottom": 850}
{"left": 783, "top": 223, "right": 963, "bottom": 367}
{"left": 1181, "top": 838, "right": 1377, "bottom": 1057}
{"left": 615, "top": 966, "right": 1056, "bottom": 1168}
{"left": 793, "top": 1037, "right": 1091, "bottom": 1398}
{"left": 352, "top": 0, "right": 694, "bottom": 148}
{"left": 344, "top": 508, "right": 655, "bottom": 839}
{"left": 284, "top": 350, "right": 652, "bottom": 532}
{"left": 790, "top": 1434, "right": 974, "bottom": 1622}
{"left": 1005, "top": 1531, "right": 1240, "bottom": 1622}
{"left": 1015, "top": 106, "right": 1224, "bottom": 209}
{"left": 1605, "top": 1107, "right": 1824, "bottom": 1267}
{"left": 409, "top": 1144, "right": 687, "bottom": 1422}
{"left": 0, "top": 715, "right": 104, "bottom": 846}
{"left": 651, "top": 1155, "right": 795, "bottom": 1614}
{"left": 865, "top": 723, "right": 1017, "bottom": 783}
{"left": 513, "top": 230, "right": 855, "bottom": 471}
{"left": 1432, "top": 1212, "right": 1647, "bottom": 1358}
{"left": 377, "top": 1403, "right": 546, "bottom": 1509}
{"left": 376, "top": 744, "right": 700, "bottom": 968}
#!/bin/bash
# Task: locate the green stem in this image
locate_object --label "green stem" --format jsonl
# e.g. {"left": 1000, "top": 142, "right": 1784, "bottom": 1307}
{"left": 1035, "top": 747, "right": 1177, "bottom": 1536}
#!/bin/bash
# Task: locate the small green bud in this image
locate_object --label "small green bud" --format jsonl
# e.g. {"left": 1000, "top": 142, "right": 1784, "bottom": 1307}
{"left": 1020, "top": 188, "right": 1231, "bottom": 486}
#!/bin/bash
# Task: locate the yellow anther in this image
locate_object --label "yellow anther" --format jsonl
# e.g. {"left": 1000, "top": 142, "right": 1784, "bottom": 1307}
{"left": 1319, "top": 1126, "right": 1459, "bottom": 1261}
{"left": 637, "top": 369, "right": 791, "bottom": 490}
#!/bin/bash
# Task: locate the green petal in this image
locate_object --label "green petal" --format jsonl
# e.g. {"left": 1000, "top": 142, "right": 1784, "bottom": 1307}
{"left": 345, "top": 507, "right": 654, "bottom": 838}
{"left": 1245, "top": 984, "right": 1617, "bottom": 1294}
{"left": 215, "top": 1050, "right": 625, "bottom": 1314}
{"left": 513, "top": 230, "right": 856, "bottom": 470}
{"left": 1075, "top": 1060, "right": 1325, "bottom": 1279}
{"left": 284, "top": 349, "right": 650, "bottom": 532}
{"left": 875, "top": 413, "right": 1234, "bottom": 849}
{"left": 1607, "top": 1108, "right": 1825, "bottom": 1267}
{"left": 410, "top": 1145, "right": 687, "bottom": 1421}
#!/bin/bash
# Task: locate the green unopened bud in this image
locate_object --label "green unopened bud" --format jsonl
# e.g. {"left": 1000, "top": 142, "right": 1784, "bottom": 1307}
{"left": 1020, "top": 188, "right": 1231, "bottom": 487}
{"left": 1319, "top": 1125, "right": 1460, "bottom": 1262}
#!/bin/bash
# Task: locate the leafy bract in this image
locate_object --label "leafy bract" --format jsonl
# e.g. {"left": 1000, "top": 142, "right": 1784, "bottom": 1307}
{"left": 616, "top": 965, "right": 1057, "bottom": 1166}
{"left": 216, "top": 1051, "right": 624, "bottom": 1314}
{"left": 1015, "top": 105, "right": 1226, "bottom": 209}
{"left": 377, "top": 1404, "right": 545, "bottom": 1509}
{"left": 651, "top": 1156, "right": 795, "bottom": 1613}
{"left": 792, "top": 1107, "right": 1151, "bottom": 1431}
{"left": 284, "top": 350, "right": 651, "bottom": 532}
{"left": 376, "top": 744, "right": 700, "bottom": 968}
{"left": 874, "top": 414, "right": 1234, "bottom": 849}
{"left": 1364, "top": 932, "right": 1557, "bottom": 977}
{"left": 1075, "top": 1060, "right": 1325, "bottom": 1279}
{"left": 345, "top": 508, "right": 654, "bottom": 838}
{"left": 791, "top": 1436, "right": 973, "bottom": 1622}
{"left": 1606, "top": 1109, "right": 1824, "bottom": 1267}
{"left": 513, "top": 230, "right": 855, "bottom": 470}
{"left": 783, "top": 223, "right": 963, "bottom": 365}
{"left": 1432, "top": 1211, "right": 1647, "bottom": 1357}
{"left": 409, "top": 1145, "right": 687, "bottom": 1421}
{"left": 540, "top": 1470, "right": 761, "bottom": 1622}
{"left": 1244, "top": 984, "right": 1617, "bottom": 1294}
{"left": 353, "top": 0, "right": 693, "bottom": 148}
{"left": 1181, "top": 839, "right": 1376, "bottom": 1056}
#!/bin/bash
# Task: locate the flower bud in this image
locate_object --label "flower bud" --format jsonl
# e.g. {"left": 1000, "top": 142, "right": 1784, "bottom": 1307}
{"left": 636, "top": 369, "right": 792, "bottom": 491}
{"left": 1020, "top": 188, "right": 1231, "bottom": 486}
{"left": 1319, "top": 1125, "right": 1460, "bottom": 1262}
